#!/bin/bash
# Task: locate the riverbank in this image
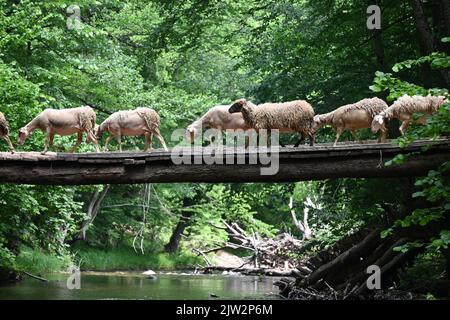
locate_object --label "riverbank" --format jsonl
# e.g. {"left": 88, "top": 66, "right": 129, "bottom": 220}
{"left": 74, "top": 245, "right": 201, "bottom": 271}
{"left": 15, "top": 246, "right": 202, "bottom": 274}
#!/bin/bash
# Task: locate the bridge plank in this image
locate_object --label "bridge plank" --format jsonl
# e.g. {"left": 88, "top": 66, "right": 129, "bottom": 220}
{"left": 0, "top": 139, "right": 448, "bottom": 185}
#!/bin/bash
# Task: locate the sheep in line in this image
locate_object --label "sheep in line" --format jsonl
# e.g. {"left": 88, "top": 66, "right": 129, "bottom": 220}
{"left": 228, "top": 98, "right": 316, "bottom": 146}
{"left": 0, "top": 111, "right": 15, "bottom": 153}
{"left": 96, "top": 107, "right": 168, "bottom": 152}
{"left": 312, "top": 97, "right": 388, "bottom": 147}
{"left": 371, "top": 94, "right": 448, "bottom": 135}
{"left": 17, "top": 106, "right": 100, "bottom": 154}
{"left": 185, "top": 105, "right": 251, "bottom": 145}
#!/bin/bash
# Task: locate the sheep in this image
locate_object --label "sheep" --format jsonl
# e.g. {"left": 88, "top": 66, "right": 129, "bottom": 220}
{"left": 0, "top": 111, "right": 15, "bottom": 153}
{"left": 228, "top": 98, "right": 316, "bottom": 146}
{"left": 185, "top": 105, "right": 251, "bottom": 145}
{"left": 312, "top": 97, "right": 388, "bottom": 146}
{"left": 18, "top": 106, "right": 100, "bottom": 154}
{"left": 372, "top": 94, "right": 448, "bottom": 135}
{"left": 96, "top": 107, "right": 168, "bottom": 152}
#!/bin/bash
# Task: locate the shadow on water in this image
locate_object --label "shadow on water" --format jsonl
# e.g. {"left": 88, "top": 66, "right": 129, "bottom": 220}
{"left": 0, "top": 272, "right": 284, "bottom": 300}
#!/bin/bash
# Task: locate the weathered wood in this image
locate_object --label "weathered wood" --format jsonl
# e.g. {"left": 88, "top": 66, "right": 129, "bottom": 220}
{"left": 0, "top": 139, "right": 448, "bottom": 185}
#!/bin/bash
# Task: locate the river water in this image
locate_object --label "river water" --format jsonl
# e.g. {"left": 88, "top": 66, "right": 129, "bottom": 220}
{"left": 0, "top": 272, "right": 283, "bottom": 300}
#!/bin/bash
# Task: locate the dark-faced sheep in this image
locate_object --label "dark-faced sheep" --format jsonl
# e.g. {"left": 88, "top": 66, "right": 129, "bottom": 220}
{"left": 228, "top": 98, "right": 316, "bottom": 146}
{"left": 96, "top": 107, "right": 168, "bottom": 152}
{"left": 372, "top": 94, "right": 448, "bottom": 135}
{"left": 18, "top": 106, "right": 100, "bottom": 154}
{"left": 0, "top": 111, "right": 15, "bottom": 153}
{"left": 312, "top": 97, "right": 388, "bottom": 146}
{"left": 185, "top": 105, "right": 251, "bottom": 145}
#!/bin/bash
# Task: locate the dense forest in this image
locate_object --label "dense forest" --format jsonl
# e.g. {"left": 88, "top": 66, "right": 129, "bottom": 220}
{"left": 0, "top": 0, "right": 449, "bottom": 299}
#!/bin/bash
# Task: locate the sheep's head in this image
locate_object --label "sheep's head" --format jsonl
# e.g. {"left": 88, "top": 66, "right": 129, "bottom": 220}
{"left": 311, "top": 115, "right": 324, "bottom": 133}
{"left": 185, "top": 125, "right": 199, "bottom": 144}
{"left": 95, "top": 124, "right": 105, "bottom": 140}
{"left": 438, "top": 95, "right": 449, "bottom": 106}
{"left": 17, "top": 127, "right": 30, "bottom": 145}
{"left": 371, "top": 114, "right": 385, "bottom": 133}
{"left": 229, "top": 99, "right": 247, "bottom": 114}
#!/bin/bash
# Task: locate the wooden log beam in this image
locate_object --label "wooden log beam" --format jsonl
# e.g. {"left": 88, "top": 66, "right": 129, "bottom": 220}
{"left": 0, "top": 139, "right": 448, "bottom": 185}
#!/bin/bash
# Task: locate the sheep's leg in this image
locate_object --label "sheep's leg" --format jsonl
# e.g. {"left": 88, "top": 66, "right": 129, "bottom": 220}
{"left": 87, "top": 131, "right": 100, "bottom": 152}
{"left": 49, "top": 132, "right": 55, "bottom": 148}
{"left": 144, "top": 132, "right": 153, "bottom": 152}
{"left": 2, "top": 135, "right": 15, "bottom": 153}
{"left": 333, "top": 128, "right": 343, "bottom": 147}
{"left": 216, "top": 129, "right": 223, "bottom": 148}
{"left": 104, "top": 135, "right": 114, "bottom": 152}
{"left": 378, "top": 126, "right": 388, "bottom": 143}
{"left": 116, "top": 133, "right": 122, "bottom": 152}
{"left": 399, "top": 121, "right": 410, "bottom": 135}
{"left": 41, "top": 128, "right": 52, "bottom": 154}
{"left": 308, "top": 132, "right": 315, "bottom": 146}
{"left": 154, "top": 129, "right": 168, "bottom": 151}
{"left": 294, "top": 134, "right": 305, "bottom": 147}
{"left": 70, "top": 132, "right": 83, "bottom": 153}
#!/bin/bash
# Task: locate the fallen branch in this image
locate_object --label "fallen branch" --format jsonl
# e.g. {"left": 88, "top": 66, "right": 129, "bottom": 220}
{"left": 23, "top": 272, "right": 49, "bottom": 282}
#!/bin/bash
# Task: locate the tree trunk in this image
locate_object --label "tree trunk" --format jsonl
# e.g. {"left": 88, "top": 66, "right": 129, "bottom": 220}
{"left": 371, "top": 0, "right": 387, "bottom": 70}
{"left": 442, "top": 0, "right": 450, "bottom": 37}
{"left": 164, "top": 196, "right": 196, "bottom": 253}
{"left": 410, "top": 0, "right": 450, "bottom": 87}
{"left": 67, "top": 185, "right": 110, "bottom": 245}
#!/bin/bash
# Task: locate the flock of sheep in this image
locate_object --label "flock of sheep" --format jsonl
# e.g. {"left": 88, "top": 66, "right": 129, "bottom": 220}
{"left": 0, "top": 94, "right": 447, "bottom": 154}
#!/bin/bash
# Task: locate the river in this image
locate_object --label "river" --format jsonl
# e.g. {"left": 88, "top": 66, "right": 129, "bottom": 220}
{"left": 0, "top": 271, "right": 283, "bottom": 300}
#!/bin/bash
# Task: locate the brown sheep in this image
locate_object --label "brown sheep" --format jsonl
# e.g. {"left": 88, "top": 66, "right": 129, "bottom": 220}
{"left": 96, "top": 107, "right": 168, "bottom": 152}
{"left": 18, "top": 106, "right": 100, "bottom": 154}
{"left": 228, "top": 98, "right": 316, "bottom": 146}
{"left": 372, "top": 94, "right": 448, "bottom": 135}
{"left": 0, "top": 111, "right": 15, "bottom": 153}
{"left": 312, "top": 97, "right": 388, "bottom": 146}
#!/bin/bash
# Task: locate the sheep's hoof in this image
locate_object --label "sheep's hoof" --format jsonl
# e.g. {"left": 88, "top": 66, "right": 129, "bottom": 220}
{"left": 41, "top": 151, "right": 48, "bottom": 155}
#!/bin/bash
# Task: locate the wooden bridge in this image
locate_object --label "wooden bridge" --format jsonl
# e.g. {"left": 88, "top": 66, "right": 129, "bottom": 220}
{"left": 0, "top": 139, "right": 448, "bottom": 185}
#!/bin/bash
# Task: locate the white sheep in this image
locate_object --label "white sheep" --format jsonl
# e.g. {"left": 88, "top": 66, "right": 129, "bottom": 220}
{"left": 371, "top": 94, "right": 448, "bottom": 135}
{"left": 185, "top": 105, "right": 251, "bottom": 145}
{"left": 228, "top": 98, "right": 316, "bottom": 146}
{"left": 18, "top": 106, "right": 100, "bottom": 154}
{"left": 312, "top": 97, "right": 388, "bottom": 146}
{"left": 96, "top": 107, "right": 168, "bottom": 152}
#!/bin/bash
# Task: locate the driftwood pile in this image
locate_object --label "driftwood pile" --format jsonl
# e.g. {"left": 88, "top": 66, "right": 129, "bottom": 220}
{"left": 195, "top": 221, "right": 305, "bottom": 276}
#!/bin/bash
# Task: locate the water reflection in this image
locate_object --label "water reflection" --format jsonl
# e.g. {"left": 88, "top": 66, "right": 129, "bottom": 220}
{"left": 0, "top": 272, "right": 282, "bottom": 300}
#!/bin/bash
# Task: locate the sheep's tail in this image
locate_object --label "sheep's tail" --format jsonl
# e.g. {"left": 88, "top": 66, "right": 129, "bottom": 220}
{"left": 137, "top": 108, "right": 159, "bottom": 132}
{"left": 79, "top": 107, "right": 96, "bottom": 133}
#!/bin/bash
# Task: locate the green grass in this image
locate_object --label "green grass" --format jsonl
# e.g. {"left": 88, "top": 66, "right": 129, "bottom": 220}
{"left": 14, "top": 244, "right": 202, "bottom": 273}
{"left": 72, "top": 244, "right": 201, "bottom": 271}
{"left": 16, "top": 247, "right": 72, "bottom": 274}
